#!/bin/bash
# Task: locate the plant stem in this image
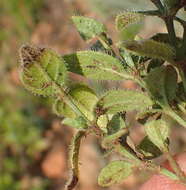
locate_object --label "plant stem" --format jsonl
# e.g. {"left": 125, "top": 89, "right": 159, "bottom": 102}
{"left": 177, "top": 103, "right": 186, "bottom": 115}
{"left": 160, "top": 167, "right": 180, "bottom": 180}
{"left": 165, "top": 151, "right": 186, "bottom": 183}
{"left": 164, "top": 16, "right": 177, "bottom": 47}
{"left": 137, "top": 10, "right": 160, "bottom": 16}
{"left": 177, "top": 65, "right": 186, "bottom": 95}
{"left": 174, "top": 17, "right": 186, "bottom": 59}
{"left": 150, "top": 0, "right": 164, "bottom": 12}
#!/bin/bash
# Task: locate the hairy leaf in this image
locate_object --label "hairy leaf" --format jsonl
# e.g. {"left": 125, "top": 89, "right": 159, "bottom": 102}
{"left": 98, "top": 160, "right": 133, "bottom": 187}
{"left": 144, "top": 119, "right": 170, "bottom": 151}
{"left": 115, "top": 11, "right": 144, "bottom": 31}
{"left": 65, "top": 130, "right": 85, "bottom": 190}
{"left": 101, "top": 128, "right": 128, "bottom": 149}
{"left": 53, "top": 84, "right": 98, "bottom": 120}
{"left": 19, "top": 45, "right": 67, "bottom": 97}
{"left": 116, "top": 11, "right": 144, "bottom": 40}
{"left": 145, "top": 65, "right": 178, "bottom": 105}
{"left": 62, "top": 117, "right": 88, "bottom": 129}
{"left": 119, "top": 22, "right": 143, "bottom": 40}
{"left": 119, "top": 39, "right": 175, "bottom": 62}
{"left": 63, "top": 51, "right": 130, "bottom": 80}
{"left": 96, "top": 90, "right": 153, "bottom": 114}
{"left": 72, "top": 16, "right": 106, "bottom": 41}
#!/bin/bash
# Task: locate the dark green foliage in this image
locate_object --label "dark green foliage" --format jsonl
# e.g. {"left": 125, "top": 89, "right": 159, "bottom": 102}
{"left": 137, "top": 136, "right": 162, "bottom": 159}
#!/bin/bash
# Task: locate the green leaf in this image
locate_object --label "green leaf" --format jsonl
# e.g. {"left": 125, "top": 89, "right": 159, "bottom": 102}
{"left": 62, "top": 117, "right": 88, "bottom": 129}
{"left": 115, "top": 11, "right": 144, "bottom": 31}
{"left": 98, "top": 160, "right": 133, "bottom": 187}
{"left": 96, "top": 90, "right": 153, "bottom": 114}
{"left": 63, "top": 51, "right": 130, "bottom": 80}
{"left": 137, "top": 136, "right": 162, "bottom": 159}
{"left": 118, "top": 39, "right": 175, "bottom": 62}
{"left": 107, "top": 114, "right": 126, "bottom": 135}
{"left": 54, "top": 98, "right": 76, "bottom": 118}
{"left": 19, "top": 45, "right": 67, "bottom": 97}
{"left": 145, "top": 65, "right": 178, "bottom": 105}
{"left": 115, "top": 11, "right": 144, "bottom": 40}
{"left": 72, "top": 16, "right": 107, "bottom": 41}
{"left": 101, "top": 128, "right": 128, "bottom": 149}
{"left": 144, "top": 119, "right": 170, "bottom": 151}
{"left": 97, "top": 115, "right": 108, "bottom": 133}
{"left": 115, "top": 144, "right": 141, "bottom": 163}
{"left": 147, "top": 59, "right": 164, "bottom": 73}
{"left": 119, "top": 22, "right": 143, "bottom": 40}
{"left": 53, "top": 84, "right": 98, "bottom": 120}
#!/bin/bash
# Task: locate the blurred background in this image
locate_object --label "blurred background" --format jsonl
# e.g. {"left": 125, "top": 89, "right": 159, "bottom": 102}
{"left": 0, "top": 0, "right": 186, "bottom": 190}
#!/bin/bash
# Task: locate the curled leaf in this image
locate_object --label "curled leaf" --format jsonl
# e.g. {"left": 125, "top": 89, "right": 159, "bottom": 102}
{"left": 65, "top": 130, "right": 86, "bottom": 190}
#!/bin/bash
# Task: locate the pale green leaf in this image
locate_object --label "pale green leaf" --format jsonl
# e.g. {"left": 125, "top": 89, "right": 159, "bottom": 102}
{"left": 97, "top": 115, "right": 108, "bottom": 133}
{"left": 53, "top": 83, "right": 98, "bottom": 120}
{"left": 97, "top": 90, "right": 153, "bottom": 114}
{"left": 119, "top": 22, "right": 144, "bottom": 40}
{"left": 62, "top": 117, "right": 87, "bottom": 129}
{"left": 145, "top": 119, "right": 170, "bottom": 151}
{"left": 19, "top": 45, "right": 67, "bottom": 97}
{"left": 115, "top": 11, "right": 144, "bottom": 31}
{"left": 64, "top": 51, "right": 131, "bottom": 80}
{"left": 115, "top": 11, "right": 144, "bottom": 40}
{"left": 72, "top": 16, "right": 106, "bottom": 41}
{"left": 98, "top": 160, "right": 133, "bottom": 187}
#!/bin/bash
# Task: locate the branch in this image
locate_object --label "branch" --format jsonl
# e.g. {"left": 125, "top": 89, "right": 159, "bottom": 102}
{"left": 164, "top": 16, "right": 177, "bottom": 47}
{"left": 150, "top": 0, "right": 164, "bottom": 12}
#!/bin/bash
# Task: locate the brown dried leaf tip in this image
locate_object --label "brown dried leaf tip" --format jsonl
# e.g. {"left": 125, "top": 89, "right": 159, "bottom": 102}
{"left": 19, "top": 44, "right": 45, "bottom": 66}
